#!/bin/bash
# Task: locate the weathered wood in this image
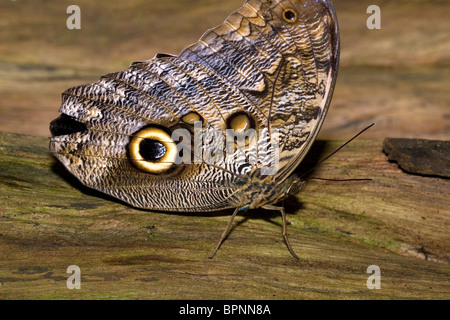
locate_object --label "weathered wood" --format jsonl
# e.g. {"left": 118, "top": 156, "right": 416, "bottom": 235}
{"left": 0, "top": 131, "right": 448, "bottom": 299}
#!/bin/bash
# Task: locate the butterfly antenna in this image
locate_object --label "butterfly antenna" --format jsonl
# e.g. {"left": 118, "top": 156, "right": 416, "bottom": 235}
{"left": 299, "top": 123, "right": 374, "bottom": 179}
{"left": 310, "top": 177, "right": 372, "bottom": 182}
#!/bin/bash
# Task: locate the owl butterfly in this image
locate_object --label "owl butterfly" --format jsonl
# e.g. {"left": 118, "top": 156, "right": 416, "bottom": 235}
{"left": 50, "top": 0, "right": 339, "bottom": 259}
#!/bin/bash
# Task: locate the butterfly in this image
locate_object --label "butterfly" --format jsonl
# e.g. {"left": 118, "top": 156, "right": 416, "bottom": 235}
{"left": 49, "top": 0, "right": 340, "bottom": 259}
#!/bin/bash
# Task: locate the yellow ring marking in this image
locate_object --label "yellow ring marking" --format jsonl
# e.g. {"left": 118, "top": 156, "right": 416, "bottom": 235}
{"left": 129, "top": 127, "right": 177, "bottom": 173}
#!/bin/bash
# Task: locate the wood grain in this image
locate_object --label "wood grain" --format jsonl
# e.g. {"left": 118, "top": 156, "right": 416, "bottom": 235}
{"left": 1, "top": 131, "right": 448, "bottom": 299}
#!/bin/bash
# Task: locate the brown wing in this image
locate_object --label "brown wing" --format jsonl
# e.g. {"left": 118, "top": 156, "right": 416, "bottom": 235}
{"left": 179, "top": 0, "right": 340, "bottom": 181}
{"left": 49, "top": 0, "right": 339, "bottom": 211}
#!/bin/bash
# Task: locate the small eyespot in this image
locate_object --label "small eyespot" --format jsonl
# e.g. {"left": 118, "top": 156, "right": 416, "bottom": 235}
{"left": 283, "top": 9, "right": 297, "bottom": 23}
{"left": 182, "top": 112, "right": 203, "bottom": 125}
{"left": 227, "top": 112, "right": 253, "bottom": 134}
{"left": 129, "top": 127, "right": 177, "bottom": 174}
{"left": 227, "top": 112, "right": 256, "bottom": 149}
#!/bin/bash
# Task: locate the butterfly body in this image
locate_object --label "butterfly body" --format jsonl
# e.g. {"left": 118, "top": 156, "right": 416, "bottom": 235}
{"left": 50, "top": 0, "right": 339, "bottom": 256}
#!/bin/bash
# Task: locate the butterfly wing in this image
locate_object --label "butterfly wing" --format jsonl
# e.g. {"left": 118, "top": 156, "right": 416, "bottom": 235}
{"left": 49, "top": 0, "right": 339, "bottom": 211}
{"left": 179, "top": 0, "right": 340, "bottom": 182}
{"left": 50, "top": 54, "right": 253, "bottom": 211}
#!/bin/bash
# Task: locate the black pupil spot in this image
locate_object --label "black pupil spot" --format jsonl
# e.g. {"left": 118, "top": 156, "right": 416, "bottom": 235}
{"left": 284, "top": 10, "right": 295, "bottom": 21}
{"left": 139, "top": 139, "right": 166, "bottom": 161}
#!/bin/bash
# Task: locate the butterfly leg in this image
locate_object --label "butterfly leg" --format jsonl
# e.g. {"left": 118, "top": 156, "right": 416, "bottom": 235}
{"left": 209, "top": 207, "right": 240, "bottom": 259}
{"left": 262, "top": 205, "right": 300, "bottom": 260}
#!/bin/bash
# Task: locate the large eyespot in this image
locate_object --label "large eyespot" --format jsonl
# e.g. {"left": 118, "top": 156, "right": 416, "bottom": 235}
{"left": 283, "top": 9, "right": 297, "bottom": 23}
{"left": 129, "top": 127, "right": 177, "bottom": 174}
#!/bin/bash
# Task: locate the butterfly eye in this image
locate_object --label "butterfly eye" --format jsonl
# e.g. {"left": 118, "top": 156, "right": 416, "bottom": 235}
{"left": 128, "top": 127, "right": 177, "bottom": 174}
{"left": 283, "top": 9, "right": 297, "bottom": 23}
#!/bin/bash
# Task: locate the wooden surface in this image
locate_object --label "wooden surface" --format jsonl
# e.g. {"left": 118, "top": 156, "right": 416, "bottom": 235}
{"left": 0, "top": 132, "right": 448, "bottom": 299}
